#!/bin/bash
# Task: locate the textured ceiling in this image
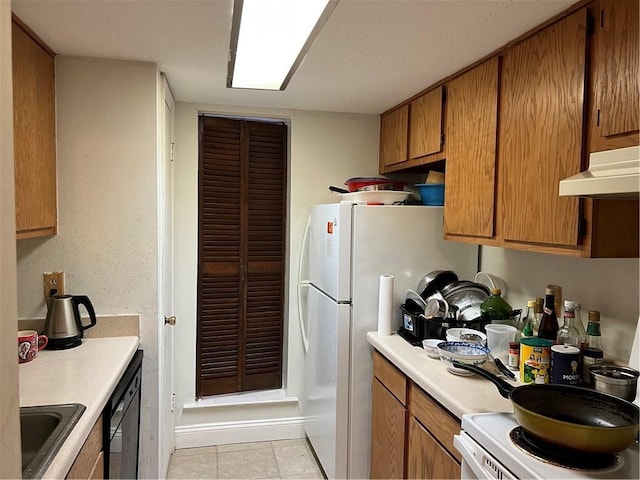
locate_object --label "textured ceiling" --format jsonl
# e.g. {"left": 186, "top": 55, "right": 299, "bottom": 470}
{"left": 12, "top": 0, "right": 576, "bottom": 114}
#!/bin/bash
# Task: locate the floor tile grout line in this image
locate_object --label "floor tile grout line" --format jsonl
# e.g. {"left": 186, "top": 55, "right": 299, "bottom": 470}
{"left": 270, "top": 441, "right": 282, "bottom": 479}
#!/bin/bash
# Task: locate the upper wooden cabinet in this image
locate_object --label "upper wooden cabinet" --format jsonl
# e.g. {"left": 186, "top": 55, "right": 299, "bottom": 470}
{"left": 589, "top": 0, "right": 639, "bottom": 152}
{"left": 444, "top": 58, "right": 499, "bottom": 239}
{"left": 379, "top": 86, "right": 445, "bottom": 173}
{"left": 379, "top": 105, "right": 408, "bottom": 168}
{"left": 12, "top": 17, "right": 57, "bottom": 239}
{"left": 381, "top": 0, "right": 639, "bottom": 258}
{"left": 499, "top": 9, "right": 586, "bottom": 248}
{"left": 408, "top": 86, "right": 444, "bottom": 159}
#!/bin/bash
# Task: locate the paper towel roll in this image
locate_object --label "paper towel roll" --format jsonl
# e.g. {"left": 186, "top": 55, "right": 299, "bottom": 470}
{"left": 378, "top": 275, "right": 394, "bottom": 335}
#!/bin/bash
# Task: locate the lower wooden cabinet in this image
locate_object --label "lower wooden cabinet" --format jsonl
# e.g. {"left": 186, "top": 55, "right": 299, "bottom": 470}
{"left": 66, "top": 416, "right": 103, "bottom": 480}
{"left": 370, "top": 378, "right": 406, "bottom": 479}
{"left": 407, "top": 417, "right": 460, "bottom": 479}
{"left": 370, "top": 350, "right": 461, "bottom": 479}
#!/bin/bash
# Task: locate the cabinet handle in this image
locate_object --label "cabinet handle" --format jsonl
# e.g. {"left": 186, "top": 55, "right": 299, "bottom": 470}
{"left": 164, "top": 315, "right": 176, "bottom": 326}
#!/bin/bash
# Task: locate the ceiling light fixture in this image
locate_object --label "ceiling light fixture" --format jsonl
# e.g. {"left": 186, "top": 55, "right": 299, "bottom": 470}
{"left": 227, "top": 0, "right": 338, "bottom": 91}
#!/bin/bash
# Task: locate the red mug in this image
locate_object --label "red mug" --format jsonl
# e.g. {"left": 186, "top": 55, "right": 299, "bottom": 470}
{"left": 18, "top": 330, "right": 48, "bottom": 363}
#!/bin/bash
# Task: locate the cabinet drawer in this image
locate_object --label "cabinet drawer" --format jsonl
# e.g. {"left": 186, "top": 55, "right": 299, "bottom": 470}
{"left": 408, "top": 382, "right": 461, "bottom": 462}
{"left": 373, "top": 350, "right": 407, "bottom": 406}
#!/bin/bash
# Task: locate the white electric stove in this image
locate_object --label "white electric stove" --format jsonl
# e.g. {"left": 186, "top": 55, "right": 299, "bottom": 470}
{"left": 454, "top": 412, "right": 639, "bottom": 479}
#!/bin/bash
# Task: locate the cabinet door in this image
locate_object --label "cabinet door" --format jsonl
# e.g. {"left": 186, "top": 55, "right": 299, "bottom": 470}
{"left": 370, "top": 378, "right": 406, "bottom": 479}
{"left": 407, "top": 417, "right": 460, "bottom": 480}
{"left": 499, "top": 9, "right": 586, "bottom": 246}
{"left": 409, "top": 87, "right": 444, "bottom": 159}
{"left": 380, "top": 106, "right": 409, "bottom": 167}
{"left": 591, "top": 0, "right": 639, "bottom": 151}
{"left": 12, "top": 19, "right": 57, "bottom": 239}
{"left": 444, "top": 58, "right": 499, "bottom": 238}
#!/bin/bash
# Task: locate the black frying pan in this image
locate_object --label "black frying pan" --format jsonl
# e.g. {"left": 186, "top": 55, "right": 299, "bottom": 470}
{"left": 453, "top": 361, "right": 639, "bottom": 453}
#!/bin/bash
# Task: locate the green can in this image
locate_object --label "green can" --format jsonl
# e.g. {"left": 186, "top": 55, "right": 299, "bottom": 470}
{"left": 520, "top": 338, "right": 553, "bottom": 384}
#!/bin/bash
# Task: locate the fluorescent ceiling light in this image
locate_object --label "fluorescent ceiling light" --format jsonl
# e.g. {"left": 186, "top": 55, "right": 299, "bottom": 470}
{"left": 228, "top": 0, "right": 337, "bottom": 91}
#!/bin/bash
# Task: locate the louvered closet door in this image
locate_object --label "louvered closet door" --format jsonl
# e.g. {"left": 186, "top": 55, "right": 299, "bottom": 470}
{"left": 197, "top": 116, "right": 286, "bottom": 397}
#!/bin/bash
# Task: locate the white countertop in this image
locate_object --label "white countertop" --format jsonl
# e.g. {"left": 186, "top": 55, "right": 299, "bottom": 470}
{"left": 19, "top": 336, "right": 139, "bottom": 479}
{"left": 367, "top": 332, "right": 513, "bottom": 419}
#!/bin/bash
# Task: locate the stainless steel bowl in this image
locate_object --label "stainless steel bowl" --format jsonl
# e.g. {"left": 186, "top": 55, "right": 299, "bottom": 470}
{"left": 588, "top": 365, "right": 639, "bottom": 402}
{"left": 417, "top": 270, "right": 458, "bottom": 299}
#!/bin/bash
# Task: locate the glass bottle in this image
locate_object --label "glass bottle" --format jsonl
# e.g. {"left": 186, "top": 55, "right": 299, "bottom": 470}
{"left": 586, "top": 310, "right": 603, "bottom": 351}
{"left": 520, "top": 300, "right": 536, "bottom": 339}
{"left": 538, "top": 287, "right": 559, "bottom": 342}
{"left": 556, "top": 300, "right": 580, "bottom": 347}
{"left": 533, "top": 297, "right": 543, "bottom": 336}
{"left": 573, "top": 303, "right": 587, "bottom": 350}
{"left": 480, "top": 288, "right": 513, "bottom": 325}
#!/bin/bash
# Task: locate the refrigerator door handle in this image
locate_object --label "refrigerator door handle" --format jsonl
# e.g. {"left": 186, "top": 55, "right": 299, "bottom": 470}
{"left": 297, "top": 215, "right": 312, "bottom": 354}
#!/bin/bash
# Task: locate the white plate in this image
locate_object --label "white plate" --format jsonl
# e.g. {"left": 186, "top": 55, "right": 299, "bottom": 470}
{"left": 447, "top": 364, "right": 475, "bottom": 376}
{"left": 339, "top": 190, "right": 412, "bottom": 204}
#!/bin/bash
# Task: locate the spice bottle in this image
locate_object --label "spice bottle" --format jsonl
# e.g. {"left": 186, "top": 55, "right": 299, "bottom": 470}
{"left": 480, "top": 288, "right": 513, "bottom": 325}
{"left": 586, "top": 310, "right": 603, "bottom": 351}
{"left": 508, "top": 341, "right": 520, "bottom": 370}
{"left": 538, "top": 287, "right": 559, "bottom": 342}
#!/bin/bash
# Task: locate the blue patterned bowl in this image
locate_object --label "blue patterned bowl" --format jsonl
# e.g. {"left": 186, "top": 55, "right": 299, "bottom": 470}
{"left": 437, "top": 341, "right": 489, "bottom": 366}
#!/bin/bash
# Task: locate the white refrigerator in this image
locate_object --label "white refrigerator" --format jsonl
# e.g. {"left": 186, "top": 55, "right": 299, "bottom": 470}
{"left": 300, "top": 202, "right": 478, "bottom": 479}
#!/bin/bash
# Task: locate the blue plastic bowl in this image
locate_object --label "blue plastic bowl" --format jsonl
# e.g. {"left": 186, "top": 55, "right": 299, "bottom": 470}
{"left": 415, "top": 184, "right": 445, "bottom": 206}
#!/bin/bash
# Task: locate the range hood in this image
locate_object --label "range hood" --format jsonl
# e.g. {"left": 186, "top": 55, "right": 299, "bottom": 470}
{"left": 559, "top": 146, "right": 640, "bottom": 199}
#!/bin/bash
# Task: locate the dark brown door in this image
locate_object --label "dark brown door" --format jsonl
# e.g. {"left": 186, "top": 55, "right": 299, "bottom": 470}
{"left": 197, "top": 115, "right": 287, "bottom": 397}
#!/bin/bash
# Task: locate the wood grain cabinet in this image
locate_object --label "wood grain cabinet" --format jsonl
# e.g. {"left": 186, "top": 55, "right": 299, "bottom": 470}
{"left": 379, "top": 86, "right": 445, "bottom": 173}
{"left": 444, "top": 58, "right": 499, "bottom": 240}
{"left": 370, "top": 351, "right": 461, "bottom": 479}
{"left": 443, "top": 5, "right": 637, "bottom": 257}
{"left": 589, "top": 0, "right": 639, "bottom": 152}
{"left": 499, "top": 8, "right": 587, "bottom": 250}
{"left": 66, "top": 416, "right": 104, "bottom": 480}
{"left": 379, "top": 106, "right": 409, "bottom": 169}
{"left": 370, "top": 351, "right": 406, "bottom": 479}
{"left": 407, "top": 382, "right": 461, "bottom": 479}
{"left": 379, "top": 1, "right": 638, "bottom": 258}
{"left": 12, "top": 16, "right": 57, "bottom": 239}
{"left": 408, "top": 87, "right": 444, "bottom": 161}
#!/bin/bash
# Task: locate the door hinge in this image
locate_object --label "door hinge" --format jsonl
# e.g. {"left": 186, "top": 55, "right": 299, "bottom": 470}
{"left": 170, "top": 393, "right": 176, "bottom": 412}
{"left": 170, "top": 142, "right": 175, "bottom": 162}
{"left": 596, "top": 109, "right": 601, "bottom": 127}
{"left": 440, "top": 133, "right": 445, "bottom": 145}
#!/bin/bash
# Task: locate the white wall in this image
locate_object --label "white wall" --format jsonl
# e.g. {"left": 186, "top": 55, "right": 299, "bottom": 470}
{"left": 173, "top": 103, "right": 379, "bottom": 423}
{"left": 480, "top": 246, "right": 640, "bottom": 362}
{"left": 15, "top": 57, "right": 161, "bottom": 478}
{"left": 0, "top": 2, "right": 21, "bottom": 476}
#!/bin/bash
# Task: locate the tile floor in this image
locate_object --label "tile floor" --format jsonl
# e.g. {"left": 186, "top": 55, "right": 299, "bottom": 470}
{"left": 167, "top": 439, "right": 325, "bottom": 479}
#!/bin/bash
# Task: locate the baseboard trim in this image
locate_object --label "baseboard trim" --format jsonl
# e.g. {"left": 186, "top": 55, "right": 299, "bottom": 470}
{"left": 174, "top": 416, "right": 305, "bottom": 449}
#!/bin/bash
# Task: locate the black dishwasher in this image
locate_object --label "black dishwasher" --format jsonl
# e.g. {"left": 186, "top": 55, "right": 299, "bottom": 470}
{"left": 104, "top": 349, "right": 143, "bottom": 479}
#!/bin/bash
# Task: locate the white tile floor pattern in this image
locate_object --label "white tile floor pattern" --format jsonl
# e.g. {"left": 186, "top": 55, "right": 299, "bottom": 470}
{"left": 167, "top": 439, "right": 326, "bottom": 479}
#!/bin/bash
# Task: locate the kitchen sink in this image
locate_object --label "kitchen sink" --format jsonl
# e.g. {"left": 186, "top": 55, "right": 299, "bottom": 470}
{"left": 20, "top": 403, "right": 85, "bottom": 479}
